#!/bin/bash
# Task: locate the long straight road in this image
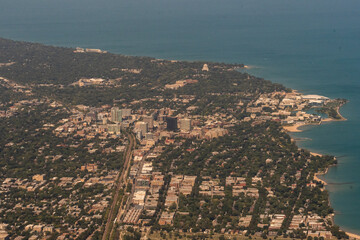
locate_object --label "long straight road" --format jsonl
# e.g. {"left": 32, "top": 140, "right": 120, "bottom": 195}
{"left": 117, "top": 151, "right": 148, "bottom": 224}
{"left": 102, "top": 132, "right": 136, "bottom": 240}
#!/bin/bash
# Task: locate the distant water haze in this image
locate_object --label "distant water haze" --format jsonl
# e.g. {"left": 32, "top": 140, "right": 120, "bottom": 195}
{"left": 1, "top": 0, "right": 360, "bottom": 234}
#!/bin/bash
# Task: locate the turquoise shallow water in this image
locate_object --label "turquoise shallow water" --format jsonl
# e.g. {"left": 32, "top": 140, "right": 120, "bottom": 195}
{"left": 1, "top": 0, "right": 360, "bottom": 233}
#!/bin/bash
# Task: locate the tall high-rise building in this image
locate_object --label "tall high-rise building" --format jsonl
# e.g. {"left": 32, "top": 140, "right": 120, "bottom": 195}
{"left": 135, "top": 121, "right": 148, "bottom": 136}
{"left": 166, "top": 117, "right": 178, "bottom": 131}
{"left": 179, "top": 118, "right": 191, "bottom": 132}
{"left": 143, "top": 115, "right": 154, "bottom": 129}
{"left": 111, "top": 107, "right": 122, "bottom": 122}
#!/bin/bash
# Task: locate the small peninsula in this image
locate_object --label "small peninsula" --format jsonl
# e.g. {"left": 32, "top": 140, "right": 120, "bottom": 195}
{"left": 282, "top": 96, "right": 347, "bottom": 133}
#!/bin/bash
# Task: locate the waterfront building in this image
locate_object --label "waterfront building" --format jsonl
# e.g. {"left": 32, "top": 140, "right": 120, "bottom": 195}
{"left": 202, "top": 64, "right": 209, "bottom": 71}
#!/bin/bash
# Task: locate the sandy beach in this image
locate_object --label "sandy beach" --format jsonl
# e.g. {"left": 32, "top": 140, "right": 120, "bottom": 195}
{"left": 312, "top": 152, "right": 328, "bottom": 186}
{"left": 322, "top": 116, "right": 346, "bottom": 122}
{"left": 283, "top": 113, "right": 346, "bottom": 133}
{"left": 310, "top": 152, "right": 323, "bottom": 157}
{"left": 322, "top": 118, "right": 335, "bottom": 122}
{"left": 243, "top": 65, "right": 257, "bottom": 69}
{"left": 309, "top": 153, "right": 359, "bottom": 239}
{"left": 321, "top": 105, "right": 347, "bottom": 122}
{"left": 314, "top": 173, "right": 327, "bottom": 186}
{"left": 283, "top": 99, "right": 347, "bottom": 133}
{"left": 310, "top": 156, "right": 360, "bottom": 239}
{"left": 336, "top": 105, "right": 347, "bottom": 121}
{"left": 283, "top": 122, "right": 307, "bottom": 132}
{"left": 346, "top": 232, "right": 360, "bottom": 239}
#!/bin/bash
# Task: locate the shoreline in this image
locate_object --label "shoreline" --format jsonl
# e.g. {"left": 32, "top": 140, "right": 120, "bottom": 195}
{"left": 346, "top": 232, "right": 360, "bottom": 240}
{"left": 0, "top": 37, "right": 354, "bottom": 238}
{"left": 323, "top": 105, "right": 347, "bottom": 121}
{"left": 243, "top": 64, "right": 258, "bottom": 70}
{"left": 283, "top": 121, "right": 321, "bottom": 133}
{"left": 283, "top": 123, "right": 306, "bottom": 132}
{"left": 284, "top": 99, "right": 353, "bottom": 238}
{"left": 283, "top": 97, "right": 347, "bottom": 133}
{"left": 337, "top": 105, "right": 347, "bottom": 121}
{"left": 309, "top": 154, "right": 360, "bottom": 240}
{"left": 310, "top": 152, "right": 329, "bottom": 186}
{"left": 313, "top": 168, "right": 328, "bottom": 186}
{"left": 283, "top": 115, "right": 346, "bottom": 133}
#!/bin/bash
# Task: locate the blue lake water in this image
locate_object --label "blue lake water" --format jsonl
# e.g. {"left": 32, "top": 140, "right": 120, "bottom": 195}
{"left": 1, "top": 0, "right": 360, "bottom": 234}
